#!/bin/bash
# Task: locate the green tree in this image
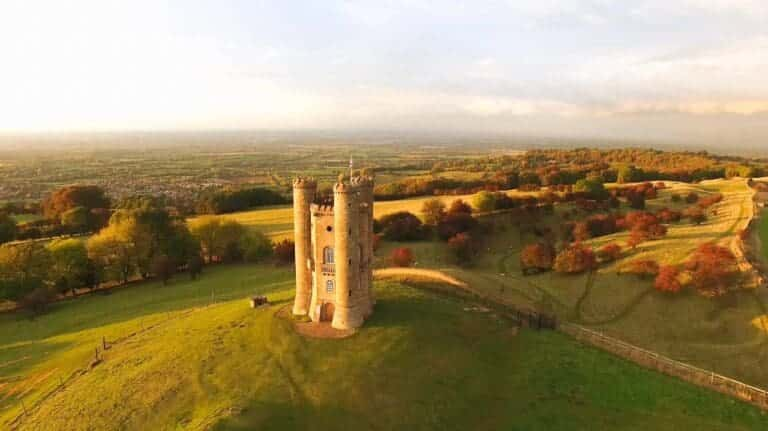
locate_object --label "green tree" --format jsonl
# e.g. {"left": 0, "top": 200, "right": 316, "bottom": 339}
{"left": 472, "top": 191, "right": 497, "bottom": 213}
{"left": 421, "top": 198, "right": 446, "bottom": 225}
{"left": 573, "top": 178, "right": 607, "bottom": 199}
{"left": 617, "top": 165, "right": 642, "bottom": 184}
{"left": 60, "top": 206, "right": 90, "bottom": 232}
{"left": 47, "top": 238, "right": 89, "bottom": 296}
{"left": 0, "top": 242, "right": 52, "bottom": 301}
{"left": 87, "top": 218, "right": 140, "bottom": 284}
{"left": 0, "top": 213, "right": 17, "bottom": 245}
{"left": 242, "top": 231, "right": 273, "bottom": 263}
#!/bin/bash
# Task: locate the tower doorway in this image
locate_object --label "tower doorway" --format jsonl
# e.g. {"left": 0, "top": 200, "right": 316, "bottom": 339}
{"left": 321, "top": 302, "right": 335, "bottom": 321}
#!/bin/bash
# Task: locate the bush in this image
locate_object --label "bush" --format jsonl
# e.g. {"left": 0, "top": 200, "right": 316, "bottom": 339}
{"left": 598, "top": 243, "right": 622, "bottom": 262}
{"left": 627, "top": 259, "right": 660, "bottom": 279}
{"left": 685, "top": 192, "right": 700, "bottom": 204}
{"left": 684, "top": 207, "right": 707, "bottom": 225}
{"left": 655, "top": 266, "right": 682, "bottom": 293}
{"left": 19, "top": 287, "right": 56, "bottom": 314}
{"left": 670, "top": 193, "right": 682, "bottom": 203}
{"left": 377, "top": 211, "right": 424, "bottom": 241}
{"left": 448, "top": 233, "right": 475, "bottom": 266}
{"left": 520, "top": 243, "right": 556, "bottom": 274}
{"left": 447, "top": 199, "right": 473, "bottom": 216}
{"left": 391, "top": 247, "right": 414, "bottom": 267}
{"left": 273, "top": 240, "right": 295, "bottom": 265}
{"left": 554, "top": 243, "right": 597, "bottom": 274}
{"left": 436, "top": 212, "right": 478, "bottom": 241}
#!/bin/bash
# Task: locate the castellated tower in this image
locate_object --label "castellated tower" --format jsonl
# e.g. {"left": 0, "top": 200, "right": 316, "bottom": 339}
{"left": 292, "top": 178, "right": 316, "bottom": 316}
{"left": 291, "top": 174, "right": 375, "bottom": 330}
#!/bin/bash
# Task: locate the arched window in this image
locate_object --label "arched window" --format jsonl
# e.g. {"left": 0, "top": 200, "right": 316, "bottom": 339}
{"left": 326, "top": 279, "right": 334, "bottom": 293}
{"left": 323, "top": 247, "right": 334, "bottom": 264}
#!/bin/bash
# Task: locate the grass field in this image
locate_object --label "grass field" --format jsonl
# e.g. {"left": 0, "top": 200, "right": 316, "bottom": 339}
{"left": 371, "top": 179, "right": 768, "bottom": 388}
{"left": 9, "top": 214, "right": 42, "bottom": 224}
{"left": 757, "top": 208, "right": 768, "bottom": 262}
{"left": 193, "top": 189, "right": 542, "bottom": 241}
{"left": 1, "top": 265, "right": 766, "bottom": 429}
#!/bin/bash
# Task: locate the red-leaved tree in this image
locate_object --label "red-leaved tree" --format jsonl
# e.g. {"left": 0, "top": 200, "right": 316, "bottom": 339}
{"left": 520, "top": 242, "right": 556, "bottom": 274}
{"left": 597, "top": 243, "right": 622, "bottom": 262}
{"left": 554, "top": 243, "right": 597, "bottom": 274}
{"left": 655, "top": 266, "right": 682, "bottom": 293}
{"left": 391, "top": 247, "right": 415, "bottom": 267}
{"left": 685, "top": 243, "right": 738, "bottom": 297}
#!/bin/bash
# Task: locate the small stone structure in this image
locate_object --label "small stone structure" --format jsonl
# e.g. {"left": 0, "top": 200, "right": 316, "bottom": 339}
{"left": 292, "top": 174, "right": 375, "bottom": 329}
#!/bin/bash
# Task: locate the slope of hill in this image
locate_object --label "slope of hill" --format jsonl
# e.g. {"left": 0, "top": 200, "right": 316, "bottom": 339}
{"left": 0, "top": 266, "right": 765, "bottom": 430}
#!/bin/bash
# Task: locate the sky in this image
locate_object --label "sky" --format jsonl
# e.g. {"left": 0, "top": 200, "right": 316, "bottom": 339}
{"left": 2, "top": 0, "right": 768, "bottom": 144}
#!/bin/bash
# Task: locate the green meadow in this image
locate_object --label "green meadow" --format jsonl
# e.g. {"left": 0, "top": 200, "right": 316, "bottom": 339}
{"left": 0, "top": 265, "right": 765, "bottom": 430}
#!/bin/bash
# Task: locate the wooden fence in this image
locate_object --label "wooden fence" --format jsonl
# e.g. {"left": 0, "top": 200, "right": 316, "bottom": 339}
{"left": 560, "top": 323, "right": 768, "bottom": 410}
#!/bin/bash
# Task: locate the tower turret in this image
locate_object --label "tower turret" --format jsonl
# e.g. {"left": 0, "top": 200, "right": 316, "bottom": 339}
{"left": 352, "top": 175, "right": 375, "bottom": 316}
{"left": 331, "top": 180, "right": 363, "bottom": 329}
{"left": 292, "top": 177, "right": 316, "bottom": 316}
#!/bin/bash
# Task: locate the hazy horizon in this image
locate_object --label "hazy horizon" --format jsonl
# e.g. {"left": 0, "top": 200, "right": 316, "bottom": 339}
{"left": 3, "top": 1, "right": 768, "bottom": 147}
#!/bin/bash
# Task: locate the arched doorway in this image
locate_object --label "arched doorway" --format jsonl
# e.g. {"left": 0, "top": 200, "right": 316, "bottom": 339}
{"left": 321, "top": 302, "right": 335, "bottom": 321}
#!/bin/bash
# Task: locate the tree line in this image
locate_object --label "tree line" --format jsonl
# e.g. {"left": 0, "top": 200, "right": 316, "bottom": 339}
{"left": 0, "top": 201, "right": 295, "bottom": 312}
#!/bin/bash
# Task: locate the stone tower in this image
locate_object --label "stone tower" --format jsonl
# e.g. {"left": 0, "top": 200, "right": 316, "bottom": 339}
{"left": 291, "top": 174, "right": 375, "bottom": 330}
{"left": 292, "top": 177, "right": 316, "bottom": 316}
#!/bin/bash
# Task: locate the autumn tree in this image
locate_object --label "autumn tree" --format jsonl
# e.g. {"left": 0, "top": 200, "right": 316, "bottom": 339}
{"left": 520, "top": 243, "right": 556, "bottom": 274}
{"left": 685, "top": 243, "right": 739, "bottom": 297}
{"left": 448, "top": 233, "right": 475, "bottom": 265}
{"left": 42, "top": 185, "right": 110, "bottom": 230}
{"left": 655, "top": 266, "right": 682, "bottom": 293}
{"left": 570, "top": 222, "right": 590, "bottom": 242}
{"left": 391, "top": 247, "right": 414, "bottom": 267}
{"left": 598, "top": 243, "right": 622, "bottom": 262}
{"left": 554, "top": 243, "right": 597, "bottom": 274}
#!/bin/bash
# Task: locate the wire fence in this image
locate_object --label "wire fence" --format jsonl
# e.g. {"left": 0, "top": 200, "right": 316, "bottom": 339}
{"left": 560, "top": 323, "right": 768, "bottom": 410}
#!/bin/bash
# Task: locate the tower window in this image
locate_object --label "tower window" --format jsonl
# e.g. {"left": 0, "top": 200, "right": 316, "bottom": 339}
{"left": 326, "top": 279, "right": 334, "bottom": 293}
{"left": 323, "top": 247, "right": 334, "bottom": 264}
{"left": 326, "top": 226, "right": 332, "bottom": 232}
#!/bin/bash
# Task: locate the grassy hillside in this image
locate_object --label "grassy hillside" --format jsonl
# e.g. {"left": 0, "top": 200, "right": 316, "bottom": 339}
{"left": 374, "top": 179, "right": 768, "bottom": 388}
{"left": 1, "top": 265, "right": 765, "bottom": 429}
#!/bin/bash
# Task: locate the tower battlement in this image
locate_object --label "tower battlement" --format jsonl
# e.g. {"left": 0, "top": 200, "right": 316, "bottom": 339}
{"left": 293, "top": 177, "right": 318, "bottom": 189}
{"left": 350, "top": 175, "right": 374, "bottom": 187}
{"left": 310, "top": 203, "right": 334, "bottom": 216}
